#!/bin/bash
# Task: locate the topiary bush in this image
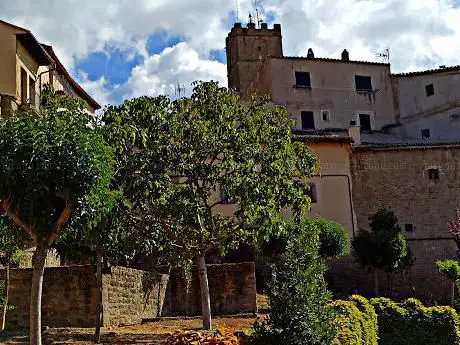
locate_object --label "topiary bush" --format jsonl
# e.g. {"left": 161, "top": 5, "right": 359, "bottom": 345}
{"left": 371, "top": 297, "right": 460, "bottom": 345}
{"left": 330, "top": 295, "right": 378, "bottom": 345}
{"left": 316, "top": 217, "right": 349, "bottom": 259}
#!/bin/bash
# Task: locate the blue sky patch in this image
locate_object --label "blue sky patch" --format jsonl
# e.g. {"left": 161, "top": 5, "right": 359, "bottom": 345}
{"left": 210, "top": 49, "right": 227, "bottom": 64}
{"left": 76, "top": 48, "right": 143, "bottom": 88}
{"left": 146, "top": 32, "right": 183, "bottom": 55}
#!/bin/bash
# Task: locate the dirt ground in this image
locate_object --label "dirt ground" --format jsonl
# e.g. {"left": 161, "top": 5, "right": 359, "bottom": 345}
{"left": 0, "top": 316, "right": 260, "bottom": 345}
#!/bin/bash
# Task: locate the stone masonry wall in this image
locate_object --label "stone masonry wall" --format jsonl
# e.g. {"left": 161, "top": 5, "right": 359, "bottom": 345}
{"left": 334, "top": 146, "right": 460, "bottom": 302}
{"left": 5, "top": 266, "right": 98, "bottom": 328}
{"left": 102, "top": 267, "right": 169, "bottom": 327}
{"left": 1, "top": 263, "right": 256, "bottom": 328}
{"left": 161, "top": 262, "right": 257, "bottom": 316}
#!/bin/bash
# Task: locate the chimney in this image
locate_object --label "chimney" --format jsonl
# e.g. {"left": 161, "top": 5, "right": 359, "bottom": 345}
{"left": 341, "top": 49, "right": 350, "bottom": 61}
{"left": 307, "top": 48, "right": 315, "bottom": 59}
{"left": 261, "top": 23, "right": 268, "bottom": 29}
{"left": 348, "top": 119, "right": 361, "bottom": 145}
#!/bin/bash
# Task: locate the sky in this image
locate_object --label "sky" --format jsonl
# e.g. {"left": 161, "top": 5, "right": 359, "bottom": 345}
{"left": 1, "top": 0, "right": 460, "bottom": 107}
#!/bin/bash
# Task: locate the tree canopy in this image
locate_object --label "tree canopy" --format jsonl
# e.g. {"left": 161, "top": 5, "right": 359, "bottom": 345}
{"left": 102, "top": 81, "right": 319, "bottom": 329}
{"left": 0, "top": 93, "right": 113, "bottom": 345}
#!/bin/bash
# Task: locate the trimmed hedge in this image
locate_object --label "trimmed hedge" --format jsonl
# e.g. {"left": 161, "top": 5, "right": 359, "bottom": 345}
{"left": 331, "top": 295, "right": 378, "bottom": 345}
{"left": 371, "top": 297, "right": 460, "bottom": 345}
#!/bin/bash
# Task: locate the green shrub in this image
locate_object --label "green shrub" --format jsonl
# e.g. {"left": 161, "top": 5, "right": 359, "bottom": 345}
{"left": 330, "top": 295, "right": 378, "bottom": 345}
{"left": 371, "top": 297, "right": 460, "bottom": 345}
{"left": 250, "top": 219, "right": 336, "bottom": 345}
{"left": 316, "top": 217, "right": 349, "bottom": 259}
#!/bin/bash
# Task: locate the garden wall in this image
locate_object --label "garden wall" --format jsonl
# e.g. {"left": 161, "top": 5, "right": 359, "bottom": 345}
{"left": 1, "top": 262, "right": 257, "bottom": 328}
{"left": 161, "top": 262, "right": 257, "bottom": 316}
{"left": 102, "top": 267, "right": 169, "bottom": 326}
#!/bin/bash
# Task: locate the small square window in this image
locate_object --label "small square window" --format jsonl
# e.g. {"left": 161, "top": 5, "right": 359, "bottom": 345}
{"left": 355, "top": 75, "right": 373, "bottom": 92}
{"left": 421, "top": 129, "right": 431, "bottom": 139}
{"left": 428, "top": 168, "right": 440, "bottom": 181}
{"left": 295, "top": 72, "right": 311, "bottom": 89}
{"left": 359, "top": 114, "right": 372, "bottom": 132}
{"left": 306, "top": 183, "right": 318, "bottom": 203}
{"left": 425, "top": 84, "right": 434, "bottom": 97}
{"left": 404, "top": 224, "right": 414, "bottom": 232}
{"left": 321, "top": 110, "right": 330, "bottom": 122}
{"left": 301, "top": 111, "right": 315, "bottom": 130}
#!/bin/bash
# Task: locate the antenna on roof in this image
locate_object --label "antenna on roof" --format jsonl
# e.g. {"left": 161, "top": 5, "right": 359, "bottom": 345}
{"left": 175, "top": 84, "right": 185, "bottom": 98}
{"left": 376, "top": 47, "right": 390, "bottom": 63}
{"left": 236, "top": 0, "right": 239, "bottom": 22}
{"left": 254, "top": 0, "right": 263, "bottom": 28}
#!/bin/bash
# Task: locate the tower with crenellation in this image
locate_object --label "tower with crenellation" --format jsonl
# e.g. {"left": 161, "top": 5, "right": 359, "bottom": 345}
{"left": 225, "top": 20, "right": 283, "bottom": 93}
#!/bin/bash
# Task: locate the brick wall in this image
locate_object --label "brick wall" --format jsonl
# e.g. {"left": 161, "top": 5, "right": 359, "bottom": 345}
{"left": 334, "top": 145, "right": 460, "bottom": 302}
{"left": 161, "top": 262, "right": 257, "bottom": 316}
{"left": 102, "top": 267, "right": 169, "bottom": 326}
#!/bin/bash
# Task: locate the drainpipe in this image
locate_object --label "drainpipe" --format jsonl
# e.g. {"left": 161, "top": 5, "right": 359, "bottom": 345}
{"left": 312, "top": 174, "right": 356, "bottom": 237}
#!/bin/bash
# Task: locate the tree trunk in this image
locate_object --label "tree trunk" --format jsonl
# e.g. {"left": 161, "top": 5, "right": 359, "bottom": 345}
{"left": 30, "top": 244, "right": 48, "bottom": 345}
{"left": 451, "top": 281, "right": 456, "bottom": 308}
{"left": 1, "top": 263, "right": 9, "bottom": 332}
{"left": 374, "top": 269, "right": 379, "bottom": 297}
{"left": 94, "top": 248, "right": 103, "bottom": 344}
{"left": 196, "top": 254, "right": 212, "bottom": 330}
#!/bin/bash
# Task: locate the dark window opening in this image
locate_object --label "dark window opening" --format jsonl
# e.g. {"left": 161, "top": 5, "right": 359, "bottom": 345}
{"left": 428, "top": 168, "right": 440, "bottom": 181}
{"left": 301, "top": 111, "right": 315, "bottom": 129}
{"left": 355, "top": 75, "right": 372, "bottom": 92}
{"left": 29, "top": 77, "right": 35, "bottom": 106}
{"left": 295, "top": 72, "right": 311, "bottom": 89}
{"left": 322, "top": 110, "right": 330, "bottom": 122}
{"left": 359, "top": 114, "right": 372, "bottom": 132}
{"left": 425, "top": 84, "right": 434, "bottom": 97}
{"left": 20, "top": 68, "right": 27, "bottom": 104}
{"left": 421, "top": 128, "right": 431, "bottom": 139}
{"left": 220, "top": 188, "right": 232, "bottom": 204}
{"left": 306, "top": 183, "right": 317, "bottom": 203}
{"left": 404, "top": 224, "right": 414, "bottom": 232}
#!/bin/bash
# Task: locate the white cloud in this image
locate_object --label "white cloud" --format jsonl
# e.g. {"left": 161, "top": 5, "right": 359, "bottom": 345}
{"left": 2, "top": 0, "right": 460, "bottom": 106}
{"left": 123, "top": 42, "right": 227, "bottom": 99}
{"left": 264, "top": 0, "right": 460, "bottom": 72}
{"left": 77, "top": 72, "right": 111, "bottom": 108}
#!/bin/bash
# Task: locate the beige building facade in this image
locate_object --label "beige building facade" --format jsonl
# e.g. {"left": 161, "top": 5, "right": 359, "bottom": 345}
{"left": 0, "top": 20, "right": 100, "bottom": 115}
{"left": 226, "top": 21, "right": 460, "bottom": 301}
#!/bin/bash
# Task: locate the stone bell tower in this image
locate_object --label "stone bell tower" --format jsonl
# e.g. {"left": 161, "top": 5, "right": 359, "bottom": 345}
{"left": 225, "top": 20, "right": 283, "bottom": 93}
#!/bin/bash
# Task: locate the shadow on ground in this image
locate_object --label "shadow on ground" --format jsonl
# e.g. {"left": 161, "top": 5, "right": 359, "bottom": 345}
{"left": 1, "top": 329, "right": 166, "bottom": 345}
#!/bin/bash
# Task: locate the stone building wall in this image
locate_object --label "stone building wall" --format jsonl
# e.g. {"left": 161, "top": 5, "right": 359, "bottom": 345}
{"left": 161, "top": 262, "right": 257, "bottom": 316}
{"left": 331, "top": 144, "right": 460, "bottom": 303}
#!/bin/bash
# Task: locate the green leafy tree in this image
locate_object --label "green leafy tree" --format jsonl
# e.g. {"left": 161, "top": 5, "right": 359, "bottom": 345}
{"left": 251, "top": 219, "right": 337, "bottom": 345}
{"left": 316, "top": 218, "right": 349, "bottom": 259}
{"left": 352, "top": 209, "right": 414, "bottom": 297}
{"left": 103, "top": 81, "right": 318, "bottom": 330}
{"left": 0, "top": 94, "right": 113, "bottom": 345}
{"left": 436, "top": 259, "right": 460, "bottom": 307}
{"left": 0, "top": 223, "right": 23, "bottom": 332}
